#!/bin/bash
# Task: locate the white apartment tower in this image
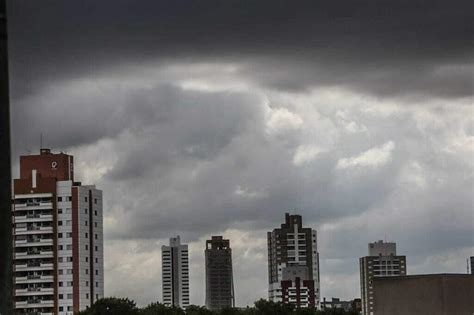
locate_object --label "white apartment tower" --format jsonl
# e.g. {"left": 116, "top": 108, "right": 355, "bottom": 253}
{"left": 162, "top": 236, "right": 189, "bottom": 308}
{"left": 12, "top": 149, "right": 104, "bottom": 314}
{"left": 267, "top": 213, "right": 320, "bottom": 309}
{"left": 359, "top": 240, "right": 406, "bottom": 315}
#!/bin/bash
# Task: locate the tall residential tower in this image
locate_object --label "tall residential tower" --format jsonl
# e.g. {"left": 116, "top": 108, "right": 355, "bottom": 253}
{"left": 162, "top": 236, "right": 189, "bottom": 308}
{"left": 359, "top": 240, "right": 406, "bottom": 315}
{"left": 205, "top": 236, "right": 234, "bottom": 310}
{"left": 12, "top": 149, "right": 104, "bottom": 314}
{"left": 267, "top": 213, "right": 320, "bottom": 308}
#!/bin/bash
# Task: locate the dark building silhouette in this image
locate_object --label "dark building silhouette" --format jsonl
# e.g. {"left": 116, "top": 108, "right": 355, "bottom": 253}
{"left": 205, "top": 236, "right": 234, "bottom": 310}
{"left": 0, "top": 0, "right": 12, "bottom": 313}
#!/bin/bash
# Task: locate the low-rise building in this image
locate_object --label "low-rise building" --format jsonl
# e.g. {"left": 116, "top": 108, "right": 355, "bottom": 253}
{"left": 373, "top": 274, "right": 474, "bottom": 315}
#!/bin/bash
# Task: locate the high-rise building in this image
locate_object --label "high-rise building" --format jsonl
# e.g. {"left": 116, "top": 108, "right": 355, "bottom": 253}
{"left": 359, "top": 240, "right": 406, "bottom": 315}
{"left": 0, "top": 0, "right": 12, "bottom": 313}
{"left": 162, "top": 236, "right": 189, "bottom": 308}
{"left": 205, "top": 236, "right": 234, "bottom": 310}
{"left": 470, "top": 256, "right": 474, "bottom": 275}
{"left": 12, "top": 149, "right": 104, "bottom": 314}
{"left": 267, "top": 213, "right": 320, "bottom": 308}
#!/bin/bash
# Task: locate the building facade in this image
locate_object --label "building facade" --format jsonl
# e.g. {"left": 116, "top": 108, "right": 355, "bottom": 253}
{"left": 162, "top": 236, "right": 189, "bottom": 308}
{"left": 205, "top": 236, "right": 234, "bottom": 310}
{"left": 360, "top": 240, "right": 406, "bottom": 315}
{"left": 267, "top": 213, "right": 320, "bottom": 308}
{"left": 373, "top": 274, "right": 474, "bottom": 315}
{"left": 12, "top": 149, "right": 104, "bottom": 314}
{"left": 470, "top": 256, "right": 473, "bottom": 275}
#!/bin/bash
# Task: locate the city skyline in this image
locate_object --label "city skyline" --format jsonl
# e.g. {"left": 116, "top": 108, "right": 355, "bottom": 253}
{"left": 5, "top": 0, "right": 474, "bottom": 308}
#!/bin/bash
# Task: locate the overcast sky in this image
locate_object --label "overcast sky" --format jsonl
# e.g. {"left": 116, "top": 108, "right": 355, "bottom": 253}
{"left": 7, "top": 0, "right": 474, "bottom": 307}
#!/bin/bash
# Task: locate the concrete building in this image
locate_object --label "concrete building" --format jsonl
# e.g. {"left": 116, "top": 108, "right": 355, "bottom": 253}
{"left": 359, "top": 240, "right": 406, "bottom": 315}
{"left": 0, "top": 0, "right": 12, "bottom": 313}
{"left": 470, "top": 256, "right": 474, "bottom": 275}
{"left": 205, "top": 236, "right": 234, "bottom": 310}
{"left": 12, "top": 149, "right": 104, "bottom": 314}
{"left": 267, "top": 213, "right": 320, "bottom": 308}
{"left": 162, "top": 236, "right": 189, "bottom": 308}
{"left": 321, "top": 298, "right": 352, "bottom": 311}
{"left": 373, "top": 274, "right": 474, "bottom": 315}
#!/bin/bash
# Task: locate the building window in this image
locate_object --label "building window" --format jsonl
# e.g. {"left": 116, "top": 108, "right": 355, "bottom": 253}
{"left": 85, "top": 209, "right": 88, "bottom": 214}
{"left": 95, "top": 246, "right": 98, "bottom": 251}
{"left": 58, "top": 197, "right": 63, "bottom": 202}
{"left": 94, "top": 222, "right": 98, "bottom": 227}
{"left": 85, "top": 269, "right": 89, "bottom": 275}
{"left": 58, "top": 245, "right": 63, "bottom": 250}
{"left": 67, "top": 196, "right": 72, "bottom": 201}
{"left": 85, "top": 197, "right": 88, "bottom": 202}
{"left": 85, "top": 221, "right": 88, "bottom": 226}
{"left": 85, "top": 232, "right": 88, "bottom": 238}
{"left": 95, "top": 270, "right": 98, "bottom": 275}
{"left": 85, "top": 245, "right": 89, "bottom": 250}
{"left": 86, "top": 257, "right": 89, "bottom": 262}
{"left": 59, "top": 294, "right": 63, "bottom": 299}
{"left": 95, "top": 234, "right": 98, "bottom": 240}
{"left": 58, "top": 208, "right": 63, "bottom": 214}
{"left": 94, "top": 198, "right": 97, "bottom": 204}
{"left": 94, "top": 210, "right": 98, "bottom": 216}
{"left": 58, "top": 221, "right": 63, "bottom": 226}
{"left": 58, "top": 233, "right": 63, "bottom": 238}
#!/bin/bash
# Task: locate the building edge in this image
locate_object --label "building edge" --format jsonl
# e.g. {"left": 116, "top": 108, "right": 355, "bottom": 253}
{"left": 0, "top": 0, "right": 12, "bottom": 313}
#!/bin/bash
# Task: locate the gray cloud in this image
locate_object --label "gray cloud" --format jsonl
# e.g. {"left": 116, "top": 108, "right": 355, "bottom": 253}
{"left": 7, "top": 0, "right": 473, "bottom": 99}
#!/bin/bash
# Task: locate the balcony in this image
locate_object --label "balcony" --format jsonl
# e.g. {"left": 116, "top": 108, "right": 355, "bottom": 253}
{"left": 15, "top": 251, "right": 54, "bottom": 260}
{"left": 15, "top": 275, "right": 54, "bottom": 284}
{"left": 15, "top": 238, "right": 54, "bottom": 247}
{"left": 15, "top": 262, "right": 54, "bottom": 272}
{"left": 15, "top": 287, "right": 54, "bottom": 296}
{"left": 14, "top": 214, "right": 53, "bottom": 224}
{"left": 15, "top": 299, "right": 54, "bottom": 309}
{"left": 14, "top": 202, "right": 53, "bottom": 211}
{"left": 15, "top": 226, "right": 54, "bottom": 236}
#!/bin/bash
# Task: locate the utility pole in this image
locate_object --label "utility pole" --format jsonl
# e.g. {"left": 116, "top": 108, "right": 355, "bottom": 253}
{"left": 0, "top": 0, "right": 12, "bottom": 313}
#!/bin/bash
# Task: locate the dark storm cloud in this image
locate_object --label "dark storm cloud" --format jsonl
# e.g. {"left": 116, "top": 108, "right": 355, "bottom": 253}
{"left": 7, "top": 0, "right": 473, "bottom": 99}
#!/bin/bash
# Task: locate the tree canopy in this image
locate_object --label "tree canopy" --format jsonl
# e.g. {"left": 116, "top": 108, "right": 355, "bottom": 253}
{"left": 77, "top": 298, "right": 359, "bottom": 315}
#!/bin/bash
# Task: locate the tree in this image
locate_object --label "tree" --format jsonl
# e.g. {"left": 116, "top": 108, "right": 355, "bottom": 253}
{"left": 77, "top": 297, "right": 139, "bottom": 315}
{"left": 253, "top": 299, "right": 295, "bottom": 315}
{"left": 185, "top": 305, "right": 214, "bottom": 315}
{"left": 139, "top": 302, "right": 185, "bottom": 315}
